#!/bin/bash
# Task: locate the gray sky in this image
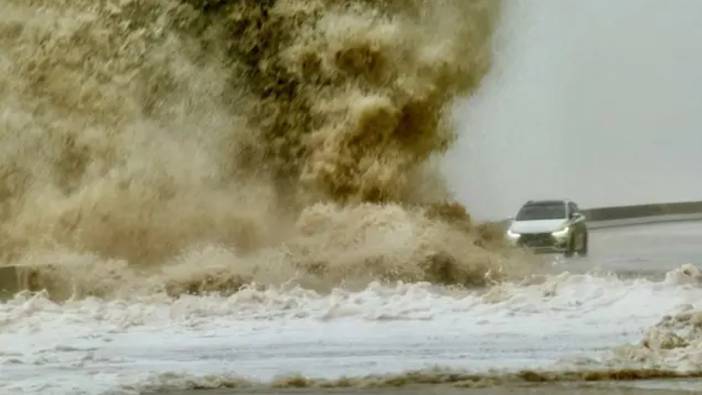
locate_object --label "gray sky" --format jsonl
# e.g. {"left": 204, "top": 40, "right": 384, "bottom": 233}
{"left": 445, "top": 0, "right": 702, "bottom": 220}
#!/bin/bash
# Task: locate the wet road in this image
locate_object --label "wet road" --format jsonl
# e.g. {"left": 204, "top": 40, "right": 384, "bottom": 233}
{"left": 556, "top": 220, "right": 702, "bottom": 278}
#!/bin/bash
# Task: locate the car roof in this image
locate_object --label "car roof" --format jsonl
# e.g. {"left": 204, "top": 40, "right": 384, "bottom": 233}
{"left": 524, "top": 199, "right": 570, "bottom": 205}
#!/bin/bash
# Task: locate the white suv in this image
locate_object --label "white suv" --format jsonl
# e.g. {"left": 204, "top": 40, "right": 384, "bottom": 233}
{"left": 506, "top": 200, "right": 588, "bottom": 257}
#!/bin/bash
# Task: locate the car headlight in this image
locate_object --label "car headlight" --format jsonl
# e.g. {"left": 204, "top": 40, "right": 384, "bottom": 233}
{"left": 551, "top": 226, "right": 570, "bottom": 238}
{"left": 506, "top": 229, "right": 521, "bottom": 239}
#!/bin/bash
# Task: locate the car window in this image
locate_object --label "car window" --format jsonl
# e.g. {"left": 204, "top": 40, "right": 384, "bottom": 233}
{"left": 516, "top": 202, "right": 566, "bottom": 220}
{"left": 568, "top": 202, "right": 578, "bottom": 215}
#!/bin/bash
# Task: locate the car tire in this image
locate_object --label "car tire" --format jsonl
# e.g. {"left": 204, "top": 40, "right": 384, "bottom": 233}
{"left": 564, "top": 234, "right": 575, "bottom": 257}
{"left": 577, "top": 232, "right": 588, "bottom": 257}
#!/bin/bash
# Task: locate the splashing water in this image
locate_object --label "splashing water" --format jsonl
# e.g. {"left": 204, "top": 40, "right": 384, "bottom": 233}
{"left": 0, "top": 0, "right": 521, "bottom": 298}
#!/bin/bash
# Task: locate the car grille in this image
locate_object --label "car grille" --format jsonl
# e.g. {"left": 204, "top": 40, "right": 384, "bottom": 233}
{"left": 519, "top": 233, "right": 554, "bottom": 247}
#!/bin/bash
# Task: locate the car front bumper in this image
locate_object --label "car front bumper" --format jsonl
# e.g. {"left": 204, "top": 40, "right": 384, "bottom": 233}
{"left": 510, "top": 232, "right": 570, "bottom": 253}
{"left": 529, "top": 245, "right": 568, "bottom": 254}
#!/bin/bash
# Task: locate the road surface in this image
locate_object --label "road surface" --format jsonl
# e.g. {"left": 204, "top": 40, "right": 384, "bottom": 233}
{"left": 558, "top": 220, "right": 702, "bottom": 278}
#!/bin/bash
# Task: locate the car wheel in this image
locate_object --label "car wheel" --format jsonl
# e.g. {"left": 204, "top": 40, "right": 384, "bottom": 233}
{"left": 577, "top": 231, "right": 588, "bottom": 257}
{"left": 564, "top": 234, "right": 575, "bottom": 257}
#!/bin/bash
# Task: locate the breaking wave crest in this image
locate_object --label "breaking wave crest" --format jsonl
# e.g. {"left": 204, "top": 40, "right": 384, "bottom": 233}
{"left": 0, "top": 0, "right": 513, "bottom": 298}
{"left": 11, "top": 203, "right": 532, "bottom": 300}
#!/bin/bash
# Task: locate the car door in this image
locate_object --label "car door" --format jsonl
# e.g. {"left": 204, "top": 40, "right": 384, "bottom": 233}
{"left": 568, "top": 202, "right": 586, "bottom": 233}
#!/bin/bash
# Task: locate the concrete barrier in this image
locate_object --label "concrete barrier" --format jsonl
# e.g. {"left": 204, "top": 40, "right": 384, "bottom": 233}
{"left": 587, "top": 213, "right": 702, "bottom": 230}
{"left": 582, "top": 201, "right": 702, "bottom": 223}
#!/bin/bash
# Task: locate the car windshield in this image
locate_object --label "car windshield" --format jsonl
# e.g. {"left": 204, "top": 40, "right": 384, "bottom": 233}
{"left": 516, "top": 202, "right": 566, "bottom": 220}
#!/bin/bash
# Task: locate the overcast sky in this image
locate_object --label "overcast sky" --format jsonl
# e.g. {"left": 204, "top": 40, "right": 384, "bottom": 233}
{"left": 445, "top": 0, "right": 702, "bottom": 220}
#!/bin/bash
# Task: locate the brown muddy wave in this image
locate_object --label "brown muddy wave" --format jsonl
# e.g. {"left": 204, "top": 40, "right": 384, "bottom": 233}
{"left": 131, "top": 368, "right": 702, "bottom": 394}
{"left": 0, "top": 0, "right": 527, "bottom": 299}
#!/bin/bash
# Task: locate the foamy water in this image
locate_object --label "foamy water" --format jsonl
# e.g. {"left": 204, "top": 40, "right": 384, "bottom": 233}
{"left": 3, "top": 266, "right": 702, "bottom": 394}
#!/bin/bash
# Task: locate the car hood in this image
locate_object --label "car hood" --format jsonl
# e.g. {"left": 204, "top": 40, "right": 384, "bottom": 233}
{"left": 510, "top": 219, "right": 568, "bottom": 234}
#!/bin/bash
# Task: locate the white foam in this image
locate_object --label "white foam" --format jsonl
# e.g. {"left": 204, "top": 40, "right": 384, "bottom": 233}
{"left": 3, "top": 266, "right": 702, "bottom": 393}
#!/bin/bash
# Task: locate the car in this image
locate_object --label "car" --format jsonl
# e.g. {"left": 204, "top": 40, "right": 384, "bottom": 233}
{"left": 506, "top": 199, "right": 588, "bottom": 257}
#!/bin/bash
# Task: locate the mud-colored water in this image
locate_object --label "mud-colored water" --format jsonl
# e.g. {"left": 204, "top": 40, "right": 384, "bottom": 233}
{"left": 0, "top": 0, "right": 519, "bottom": 299}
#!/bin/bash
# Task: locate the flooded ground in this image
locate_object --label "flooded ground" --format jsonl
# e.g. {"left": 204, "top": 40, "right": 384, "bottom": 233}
{"left": 3, "top": 222, "right": 702, "bottom": 394}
